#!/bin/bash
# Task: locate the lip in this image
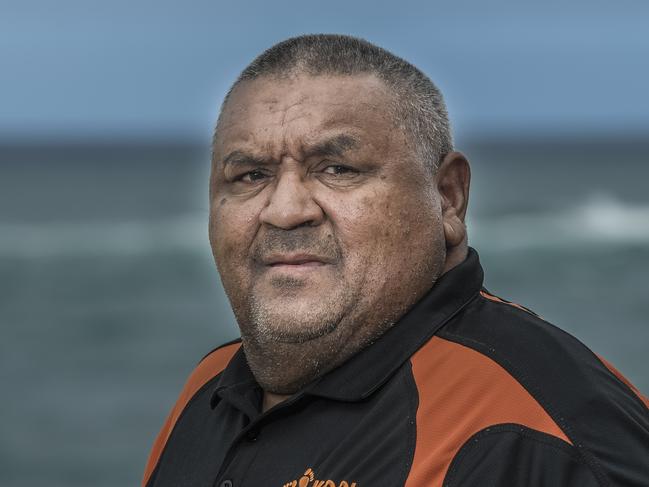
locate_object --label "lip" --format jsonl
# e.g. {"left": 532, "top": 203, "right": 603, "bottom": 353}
{"left": 261, "top": 253, "right": 333, "bottom": 267}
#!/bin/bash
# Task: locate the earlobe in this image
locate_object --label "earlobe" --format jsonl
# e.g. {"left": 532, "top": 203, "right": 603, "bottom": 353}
{"left": 443, "top": 221, "right": 456, "bottom": 243}
{"left": 443, "top": 210, "right": 466, "bottom": 247}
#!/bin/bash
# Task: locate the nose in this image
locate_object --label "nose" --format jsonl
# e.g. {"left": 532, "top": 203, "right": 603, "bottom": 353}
{"left": 259, "top": 171, "right": 324, "bottom": 229}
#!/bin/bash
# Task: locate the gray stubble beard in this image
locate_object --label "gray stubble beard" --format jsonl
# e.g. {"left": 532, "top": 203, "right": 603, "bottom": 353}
{"left": 246, "top": 276, "right": 352, "bottom": 344}
{"left": 238, "top": 275, "right": 361, "bottom": 394}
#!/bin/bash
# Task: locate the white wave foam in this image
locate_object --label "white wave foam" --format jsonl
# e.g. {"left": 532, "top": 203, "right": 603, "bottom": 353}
{"left": 1, "top": 194, "right": 648, "bottom": 258}
{"left": 470, "top": 194, "right": 649, "bottom": 251}
{"left": 0, "top": 215, "right": 210, "bottom": 258}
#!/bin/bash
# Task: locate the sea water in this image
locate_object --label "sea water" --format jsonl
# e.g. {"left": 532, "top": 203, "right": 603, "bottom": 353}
{"left": 1, "top": 140, "right": 647, "bottom": 486}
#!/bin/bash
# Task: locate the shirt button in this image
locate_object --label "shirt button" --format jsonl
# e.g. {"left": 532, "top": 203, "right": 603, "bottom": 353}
{"left": 220, "top": 480, "right": 233, "bottom": 487}
{"left": 246, "top": 427, "right": 259, "bottom": 441}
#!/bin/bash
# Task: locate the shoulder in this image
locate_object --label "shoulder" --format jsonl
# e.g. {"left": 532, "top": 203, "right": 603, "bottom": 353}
{"left": 194, "top": 338, "right": 242, "bottom": 390}
{"left": 438, "top": 289, "right": 648, "bottom": 418}
{"left": 174, "top": 338, "right": 242, "bottom": 403}
{"left": 164, "top": 338, "right": 242, "bottom": 447}
{"left": 141, "top": 338, "right": 241, "bottom": 487}
{"left": 426, "top": 290, "right": 649, "bottom": 486}
{"left": 407, "top": 301, "right": 575, "bottom": 486}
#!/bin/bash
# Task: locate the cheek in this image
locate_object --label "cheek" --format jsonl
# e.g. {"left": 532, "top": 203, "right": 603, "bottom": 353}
{"left": 331, "top": 195, "right": 402, "bottom": 261}
{"left": 333, "top": 192, "right": 442, "bottom": 268}
{"left": 209, "top": 200, "right": 258, "bottom": 270}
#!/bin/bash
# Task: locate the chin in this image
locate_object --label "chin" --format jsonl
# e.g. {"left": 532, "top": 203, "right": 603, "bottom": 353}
{"left": 245, "top": 284, "right": 356, "bottom": 343}
{"left": 243, "top": 325, "right": 366, "bottom": 396}
{"left": 256, "top": 372, "right": 319, "bottom": 396}
{"left": 240, "top": 325, "right": 338, "bottom": 395}
{"left": 247, "top": 305, "right": 342, "bottom": 344}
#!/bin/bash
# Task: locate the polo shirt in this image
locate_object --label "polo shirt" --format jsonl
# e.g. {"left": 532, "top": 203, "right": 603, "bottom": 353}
{"left": 142, "top": 247, "right": 649, "bottom": 487}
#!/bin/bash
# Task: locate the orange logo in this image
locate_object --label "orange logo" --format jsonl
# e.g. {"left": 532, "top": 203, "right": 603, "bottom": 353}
{"left": 282, "top": 468, "right": 357, "bottom": 487}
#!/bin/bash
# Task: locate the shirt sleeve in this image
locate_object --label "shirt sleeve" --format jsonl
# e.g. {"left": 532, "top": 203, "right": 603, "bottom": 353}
{"left": 442, "top": 424, "right": 600, "bottom": 487}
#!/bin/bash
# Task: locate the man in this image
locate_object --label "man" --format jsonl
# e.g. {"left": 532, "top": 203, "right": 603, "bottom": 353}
{"left": 142, "top": 35, "right": 649, "bottom": 487}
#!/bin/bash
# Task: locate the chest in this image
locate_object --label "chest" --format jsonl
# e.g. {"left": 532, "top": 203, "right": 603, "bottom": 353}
{"left": 150, "top": 366, "right": 417, "bottom": 487}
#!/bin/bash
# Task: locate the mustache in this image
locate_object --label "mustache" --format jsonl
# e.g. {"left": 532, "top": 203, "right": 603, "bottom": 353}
{"left": 251, "top": 227, "right": 342, "bottom": 263}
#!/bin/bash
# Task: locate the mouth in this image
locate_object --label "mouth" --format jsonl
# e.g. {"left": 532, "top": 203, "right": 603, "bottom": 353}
{"left": 261, "top": 253, "right": 332, "bottom": 271}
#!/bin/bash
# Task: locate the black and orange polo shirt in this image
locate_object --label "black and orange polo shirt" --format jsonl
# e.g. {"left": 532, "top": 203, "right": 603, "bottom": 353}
{"left": 142, "top": 248, "right": 649, "bottom": 487}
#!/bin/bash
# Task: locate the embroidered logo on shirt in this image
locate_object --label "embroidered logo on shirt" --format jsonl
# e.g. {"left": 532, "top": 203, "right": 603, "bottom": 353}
{"left": 282, "top": 468, "right": 357, "bottom": 487}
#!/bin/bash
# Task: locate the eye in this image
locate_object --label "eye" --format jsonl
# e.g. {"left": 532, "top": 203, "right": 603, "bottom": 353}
{"left": 321, "top": 164, "right": 358, "bottom": 176}
{"left": 234, "top": 169, "right": 269, "bottom": 183}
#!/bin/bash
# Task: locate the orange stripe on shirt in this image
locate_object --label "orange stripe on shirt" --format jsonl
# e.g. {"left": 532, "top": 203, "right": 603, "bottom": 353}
{"left": 405, "top": 336, "right": 570, "bottom": 487}
{"left": 597, "top": 354, "right": 649, "bottom": 409}
{"left": 480, "top": 290, "right": 536, "bottom": 314}
{"left": 142, "top": 342, "right": 241, "bottom": 487}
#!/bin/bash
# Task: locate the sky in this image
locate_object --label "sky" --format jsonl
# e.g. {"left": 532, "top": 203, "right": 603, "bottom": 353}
{"left": 1, "top": 0, "right": 648, "bottom": 142}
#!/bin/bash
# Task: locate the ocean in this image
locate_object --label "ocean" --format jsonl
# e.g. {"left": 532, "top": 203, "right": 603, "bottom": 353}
{"left": 1, "top": 139, "right": 648, "bottom": 486}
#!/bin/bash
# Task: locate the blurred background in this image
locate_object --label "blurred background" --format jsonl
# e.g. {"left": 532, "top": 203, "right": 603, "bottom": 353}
{"left": 1, "top": 1, "right": 648, "bottom": 486}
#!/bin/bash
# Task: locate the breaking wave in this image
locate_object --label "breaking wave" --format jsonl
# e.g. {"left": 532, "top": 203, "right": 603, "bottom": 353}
{"left": 470, "top": 194, "right": 649, "bottom": 252}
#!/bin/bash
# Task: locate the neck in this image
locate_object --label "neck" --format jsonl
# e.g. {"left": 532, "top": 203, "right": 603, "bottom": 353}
{"left": 443, "top": 243, "right": 468, "bottom": 275}
{"left": 262, "top": 391, "right": 291, "bottom": 412}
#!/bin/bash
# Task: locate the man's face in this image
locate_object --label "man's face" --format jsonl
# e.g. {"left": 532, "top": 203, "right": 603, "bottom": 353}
{"left": 210, "top": 74, "right": 448, "bottom": 392}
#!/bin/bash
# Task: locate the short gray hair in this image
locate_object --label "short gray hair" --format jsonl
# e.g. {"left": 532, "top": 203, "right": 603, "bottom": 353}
{"left": 215, "top": 34, "right": 453, "bottom": 170}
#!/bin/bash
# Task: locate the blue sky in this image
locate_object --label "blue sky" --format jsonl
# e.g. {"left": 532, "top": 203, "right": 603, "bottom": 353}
{"left": 2, "top": 0, "right": 648, "bottom": 142}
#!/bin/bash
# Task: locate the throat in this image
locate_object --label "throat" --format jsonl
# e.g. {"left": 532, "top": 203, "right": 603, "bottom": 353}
{"left": 262, "top": 391, "right": 292, "bottom": 412}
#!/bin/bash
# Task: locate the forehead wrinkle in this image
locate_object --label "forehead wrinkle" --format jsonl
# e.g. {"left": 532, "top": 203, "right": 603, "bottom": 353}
{"left": 278, "top": 96, "right": 310, "bottom": 126}
{"left": 281, "top": 112, "right": 313, "bottom": 128}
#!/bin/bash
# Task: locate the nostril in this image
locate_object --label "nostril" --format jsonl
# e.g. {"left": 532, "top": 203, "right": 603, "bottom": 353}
{"left": 295, "top": 220, "right": 316, "bottom": 229}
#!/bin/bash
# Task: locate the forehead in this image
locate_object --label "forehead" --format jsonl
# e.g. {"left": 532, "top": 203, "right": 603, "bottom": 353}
{"left": 214, "top": 74, "right": 400, "bottom": 157}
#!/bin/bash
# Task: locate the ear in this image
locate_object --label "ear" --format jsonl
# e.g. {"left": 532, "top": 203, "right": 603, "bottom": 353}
{"left": 436, "top": 152, "right": 471, "bottom": 248}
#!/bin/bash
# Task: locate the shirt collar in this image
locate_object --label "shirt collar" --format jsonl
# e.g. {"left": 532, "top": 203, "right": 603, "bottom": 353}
{"left": 210, "top": 346, "right": 260, "bottom": 415}
{"left": 211, "top": 247, "right": 484, "bottom": 407}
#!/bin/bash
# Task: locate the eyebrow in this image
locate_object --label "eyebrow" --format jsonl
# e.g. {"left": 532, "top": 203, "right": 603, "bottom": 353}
{"left": 221, "top": 150, "right": 272, "bottom": 168}
{"left": 221, "top": 133, "right": 360, "bottom": 168}
{"left": 303, "top": 133, "right": 360, "bottom": 159}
